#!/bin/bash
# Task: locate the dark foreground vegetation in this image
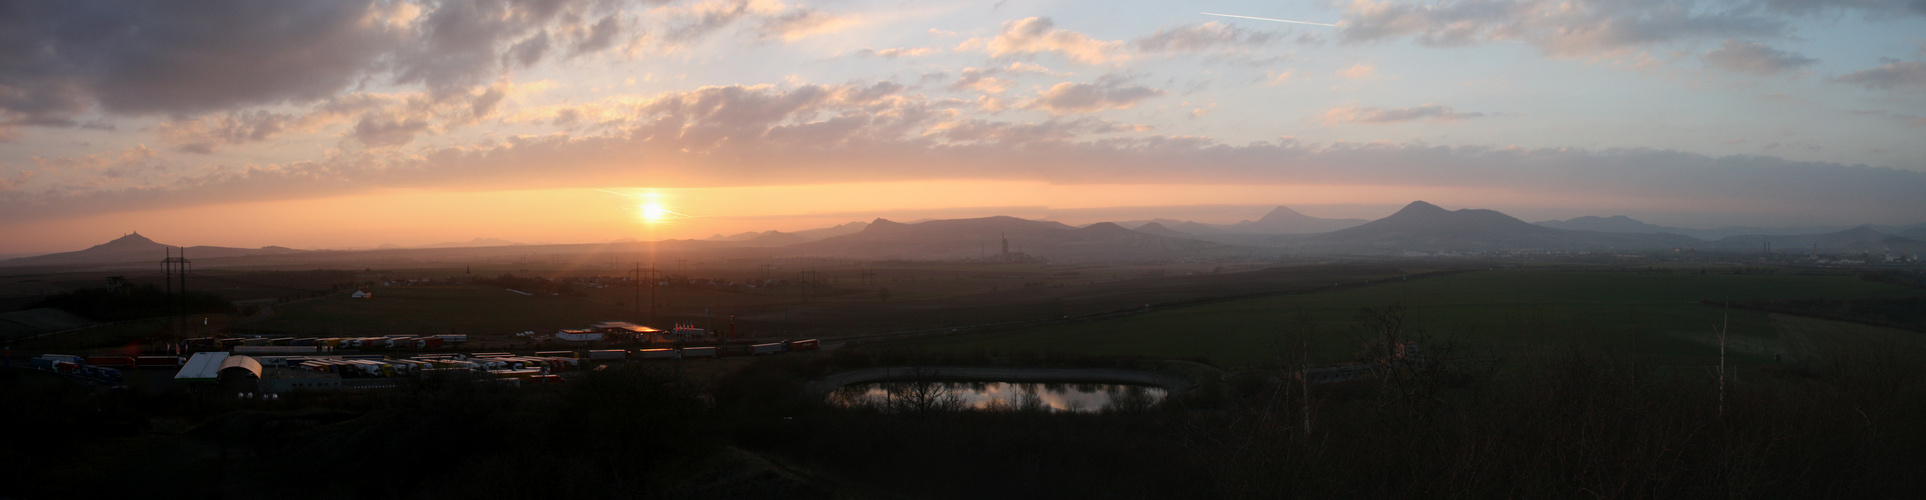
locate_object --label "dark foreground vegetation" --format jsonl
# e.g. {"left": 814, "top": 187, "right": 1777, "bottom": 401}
{"left": 7, "top": 322, "right": 1925, "bottom": 499}
{"left": 31, "top": 283, "right": 233, "bottom": 322}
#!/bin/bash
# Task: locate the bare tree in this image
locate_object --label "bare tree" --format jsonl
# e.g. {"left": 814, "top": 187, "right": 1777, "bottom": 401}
{"left": 884, "top": 367, "right": 964, "bottom": 417}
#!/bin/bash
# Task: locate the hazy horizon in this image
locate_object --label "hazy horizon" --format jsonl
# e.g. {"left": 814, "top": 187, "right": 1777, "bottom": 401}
{"left": 4, "top": 0, "right": 1923, "bottom": 254}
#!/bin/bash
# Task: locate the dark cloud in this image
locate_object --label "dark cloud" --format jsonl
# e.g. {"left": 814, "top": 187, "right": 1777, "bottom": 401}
{"left": 507, "top": 31, "right": 554, "bottom": 68}
{"left": 666, "top": 0, "right": 753, "bottom": 42}
{"left": 572, "top": 14, "right": 626, "bottom": 55}
{"left": 1700, "top": 39, "right": 1817, "bottom": 75}
{"left": 1832, "top": 60, "right": 1926, "bottom": 89}
{"left": 0, "top": 0, "right": 406, "bottom": 116}
{"left": 350, "top": 113, "right": 430, "bottom": 148}
{"left": 0, "top": 0, "right": 634, "bottom": 130}
{"left": 1321, "top": 104, "right": 1490, "bottom": 124}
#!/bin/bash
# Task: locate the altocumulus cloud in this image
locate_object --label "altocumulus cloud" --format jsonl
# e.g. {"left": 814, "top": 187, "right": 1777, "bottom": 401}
{"left": 1700, "top": 39, "right": 1816, "bottom": 76}
{"left": 4, "top": 82, "right": 1922, "bottom": 225}
{"left": 1320, "top": 104, "right": 1490, "bottom": 124}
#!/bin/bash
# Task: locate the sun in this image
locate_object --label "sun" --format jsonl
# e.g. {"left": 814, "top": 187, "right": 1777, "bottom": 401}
{"left": 640, "top": 202, "right": 668, "bottom": 223}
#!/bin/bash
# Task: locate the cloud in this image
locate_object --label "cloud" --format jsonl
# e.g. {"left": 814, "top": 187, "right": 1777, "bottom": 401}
{"left": 350, "top": 114, "right": 431, "bottom": 148}
{"left": 154, "top": 82, "right": 522, "bottom": 153}
{"left": 1320, "top": 104, "right": 1490, "bottom": 124}
{"left": 0, "top": 0, "right": 639, "bottom": 131}
{"left": 929, "top": 118, "right": 1152, "bottom": 144}
{"left": 758, "top": 9, "right": 859, "bottom": 41}
{"left": 1832, "top": 60, "right": 1926, "bottom": 89}
{"left": 1130, "top": 22, "right": 1278, "bottom": 52}
{"left": 157, "top": 111, "right": 297, "bottom": 154}
{"left": 946, "top": 63, "right": 1066, "bottom": 95}
{"left": 1336, "top": 0, "right": 1787, "bottom": 58}
{"left": 952, "top": 68, "right": 1016, "bottom": 94}
{"left": 1336, "top": 64, "right": 1378, "bottom": 80}
{"left": 1700, "top": 39, "right": 1816, "bottom": 76}
{"left": 855, "top": 47, "right": 935, "bottom": 58}
{"left": 662, "top": 0, "right": 759, "bottom": 42}
{"left": 4, "top": 81, "right": 1922, "bottom": 227}
{"left": 1020, "top": 81, "right": 1167, "bottom": 115}
{"left": 958, "top": 18, "right": 1285, "bottom": 65}
{"left": 958, "top": 17, "right": 1124, "bottom": 64}
{"left": 1758, "top": 0, "right": 1926, "bottom": 17}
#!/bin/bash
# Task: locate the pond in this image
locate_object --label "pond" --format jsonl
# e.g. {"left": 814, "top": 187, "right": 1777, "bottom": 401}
{"left": 830, "top": 381, "right": 1167, "bottom": 413}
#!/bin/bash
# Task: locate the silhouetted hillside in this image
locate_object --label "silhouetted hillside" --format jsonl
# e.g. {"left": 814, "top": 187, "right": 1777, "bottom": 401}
{"left": 1131, "top": 222, "right": 1191, "bottom": 239}
{"left": 788, "top": 216, "right": 1234, "bottom": 261}
{"left": 2, "top": 232, "right": 307, "bottom": 267}
{"left": 1230, "top": 206, "right": 1367, "bottom": 234}
{"left": 1534, "top": 215, "right": 1686, "bottom": 235}
{"left": 1301, "top": 202, "right": 1698, "bottom": 252}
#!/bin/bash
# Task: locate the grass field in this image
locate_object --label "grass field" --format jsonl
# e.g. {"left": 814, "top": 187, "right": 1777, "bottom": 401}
{"left": 863, "top": 269, "right": 1926, "bottom": 367}
{"left": 234, "top": 285, "right": 635, "bottom": 337}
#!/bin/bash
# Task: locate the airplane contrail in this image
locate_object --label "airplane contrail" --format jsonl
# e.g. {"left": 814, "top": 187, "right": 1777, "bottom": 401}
{"left": 1201, "top": 12, "right": 1338, "bottom": 27}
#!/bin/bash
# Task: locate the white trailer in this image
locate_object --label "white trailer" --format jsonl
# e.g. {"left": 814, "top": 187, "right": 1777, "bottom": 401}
{"left": 587, "top": 350, "right": 627, "bottom": 361}
{"left": 680, "top": 346, "right": 718, "bottom": 358}
{"left": 751, "top": 343, "right": 784, "bottom": 355}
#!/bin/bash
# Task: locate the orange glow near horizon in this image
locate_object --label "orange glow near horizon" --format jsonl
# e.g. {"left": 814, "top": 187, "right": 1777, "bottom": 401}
{"left": 0, "top": 180, "right": 1728, "bottom": 254}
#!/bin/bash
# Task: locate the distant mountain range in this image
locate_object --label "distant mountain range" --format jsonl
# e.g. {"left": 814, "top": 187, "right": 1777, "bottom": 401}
{"left": 1533, "top": 215, "right": 1926, "bottom": 242}
{"left": 7, "top": 205, "right": 1923, "bottom": 267}
{"left": 3, "top": 232, "right": 307, "bottom": 267}
{"left": 1118, "top": 206, "right": 1366, "bottom": 237}
{"left": 703, "top": 221, "right": 870, "bottom": 247}
{"left": 413, "top": 237, "right": 528, "bottom": 249}
{"left": 786, "top": 216, "right": 1235, "bottom": 261}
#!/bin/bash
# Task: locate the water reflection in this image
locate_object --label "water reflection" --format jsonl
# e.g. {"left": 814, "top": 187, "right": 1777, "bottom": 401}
{"left": 831, "top": 381, "right": 1166, "bottom": 413}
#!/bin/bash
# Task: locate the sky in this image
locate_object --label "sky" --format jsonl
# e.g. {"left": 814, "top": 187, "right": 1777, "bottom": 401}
{"left": 2, "top": 0, "right": 1924, "bottom": 254}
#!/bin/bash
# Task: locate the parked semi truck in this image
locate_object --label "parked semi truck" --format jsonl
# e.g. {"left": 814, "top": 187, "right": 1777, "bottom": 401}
{"left": 587, "top": 350, "right": 626, "bottom": 361}
{"left": 751, "top": 343, "right": 784, "bottom": 355}
{"left": 634, "top": 348, "right": 678, "bottom": 360}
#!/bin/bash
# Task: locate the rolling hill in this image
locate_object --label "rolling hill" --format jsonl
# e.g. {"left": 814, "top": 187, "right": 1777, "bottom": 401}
{"left": 1, "top": 232, "right": 308, "bottom": 267}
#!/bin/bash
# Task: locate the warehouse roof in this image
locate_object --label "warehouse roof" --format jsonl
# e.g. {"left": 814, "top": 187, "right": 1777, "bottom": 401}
{"left": 174, "top": 352, "right": 229, "bottom": 382}
{"left": 219, "top": 355, "right": 263, "bottom": 379}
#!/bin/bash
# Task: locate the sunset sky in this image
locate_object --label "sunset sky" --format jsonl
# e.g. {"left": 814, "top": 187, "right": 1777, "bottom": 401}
{"left": 3, "top": 0, "right": 1924, "bottom": 254}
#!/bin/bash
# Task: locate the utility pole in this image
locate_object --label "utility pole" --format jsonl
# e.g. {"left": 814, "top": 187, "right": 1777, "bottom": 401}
{"left": 162, "top": 247, "right": 192, "bottom": 335}
{"left": 1302, "top": 339, "right": 1312, "bottom": 437}
{"left": 1718, "top": 300, "right": 1729, "bottom": 419}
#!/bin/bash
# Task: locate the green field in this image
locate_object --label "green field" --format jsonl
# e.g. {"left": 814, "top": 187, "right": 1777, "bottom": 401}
{"left": 864, "top": 269, "right": 1926, "bottom": 367}
{"left": 234, "top": 285, "right": 636, "bottom": 336}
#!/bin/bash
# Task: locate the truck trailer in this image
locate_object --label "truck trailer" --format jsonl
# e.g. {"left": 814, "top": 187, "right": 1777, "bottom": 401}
{"left": 634, "top": 348, "right": 678, "bottom": 360}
